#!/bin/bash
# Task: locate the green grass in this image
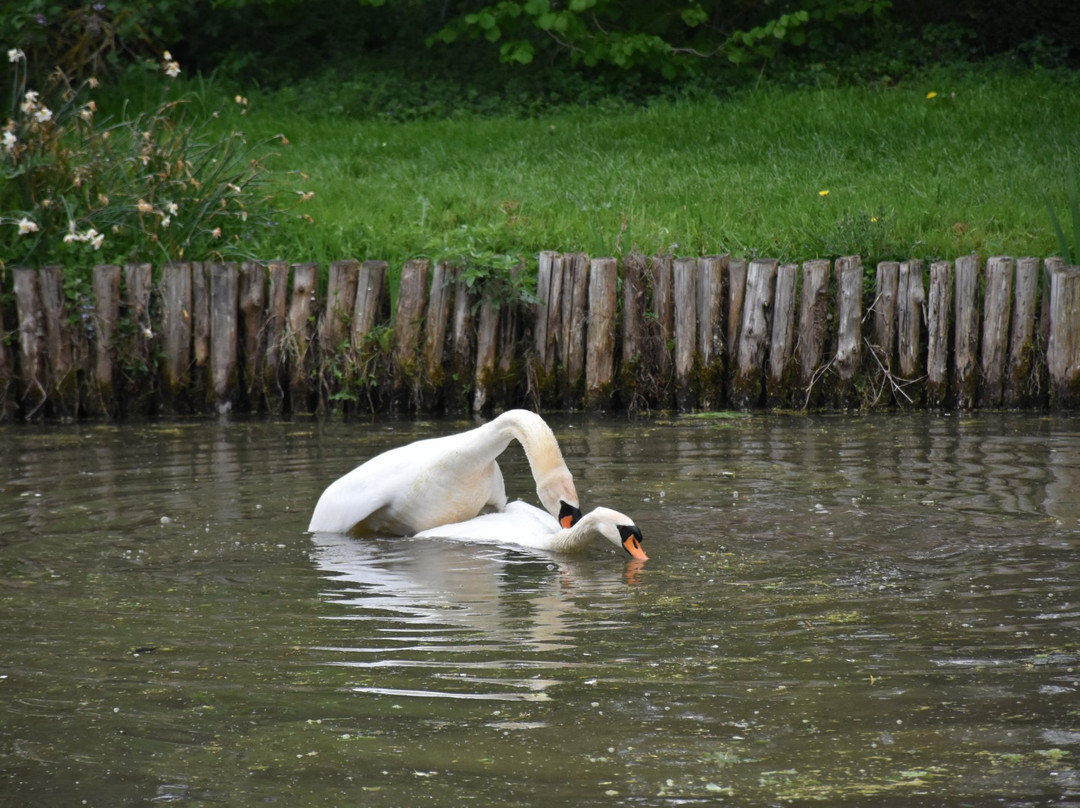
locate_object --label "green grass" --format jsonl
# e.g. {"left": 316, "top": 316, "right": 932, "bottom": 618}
{"left": 130, "top": 65, "right": 1080, "bottom": 282}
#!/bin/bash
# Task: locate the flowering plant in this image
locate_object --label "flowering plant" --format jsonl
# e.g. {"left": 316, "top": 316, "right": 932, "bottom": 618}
{"left": 1, "top": 46, "right": 295, "bottom": 275}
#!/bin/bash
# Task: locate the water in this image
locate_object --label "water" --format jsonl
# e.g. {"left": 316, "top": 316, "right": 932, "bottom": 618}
{"left": 1, "top": 413, "right": 1078, "bottom": 807}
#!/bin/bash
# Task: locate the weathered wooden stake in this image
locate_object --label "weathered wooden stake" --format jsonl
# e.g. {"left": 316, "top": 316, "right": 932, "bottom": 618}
{"left": 832, "top": 256, "right": 863, "bottom": 408}
{"left": 239, "top": 262, "right": 267, "bottom": 412}
{"left": 672, "top": 257, "right": 698, "bottom": 411}
{"left": 873, "top": 261, "right": 900, "bottom": 370}
{"left": 726, "top": 257, "right": 748, "bottom": 369}
{"left": 650, "top": 254, "right": 675, "bottom": 406}
{"left": 585, "top": 257, "right": 618, "bottom": 410}
{"left": 208, "top": 262, "right": 239, "bottom": 413}
{"left": 952, "top": 254, "right": 980, "bottom": 409}
{"left": 38, "top": 266, "right": 77, "bottom": 417}
{"left": 422, "top": 261, "right": 455, "bottom": 402}
{"left": 90, "top": 265, "right": 121, "bottom": 416}
{"left": 321, "top": 259, "right": 360, "bottom": 356}
{"left": 287, "top": 262, "right": 319, "bottom": 413}
{"left": 189, "top": 262, "right": 211, "bottom": 408}
{"left": 262, "top": 260, "right": 289, "bottom": 413}
{"left": 13, "top": 268, "right": 47, "bottom": 418}
{"left": 796, "top": 258, "right": 830, "bottom": 406}
{"left": 767, "top": 262, "right": 798, "bottom": 406}
{"left": 978, "top": 255, "right": 1013, "bottom": 408}
{"left": 926, "top": 260, "right": 952, "bottom": 408}
{"left": 697, "top": 254, "right": 727, "bottom": 409}
{"left": 1046, "top": 263, "right": 1080, "bottom": 408}
{"left": 896, "top": 259, "right": 925, "bottom": 404}
{"left": 1004, "top": 256, "right": 1041, "bottom": 407}
{"left": 732, "top": 258, "right": 779, "bottom": 410}
{"left": 353, "top": 260, "right": 389, "bottom": 348}
{"left": 0, "top": 272, "right": 15, "bottom": 420}
{"left": 390, "top": 258, "right": 428, "bottom": 406}
{"left": 451, "top": 274, "right": 476, "bottom": 413}
{"left": 559, "top": 252, "right": 589, "bottom": 407}
{"left": 533, "top": 250, "right": 563, "bottom": 394}
{"left": 473, "top": 291, "right": 498, "bottom": 414}
{"left": 160, "top": 262, "right": 193, "bottom": 410}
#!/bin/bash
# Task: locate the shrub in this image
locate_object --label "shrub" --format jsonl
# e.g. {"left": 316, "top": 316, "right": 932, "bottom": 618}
{"left": 1, "top": 45, "right": 301, "bottom": 278}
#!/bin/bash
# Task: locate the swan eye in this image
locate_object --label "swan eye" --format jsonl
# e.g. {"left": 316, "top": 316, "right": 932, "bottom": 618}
{"left": 559, "top": 501, "right": 582, "bottom": 528}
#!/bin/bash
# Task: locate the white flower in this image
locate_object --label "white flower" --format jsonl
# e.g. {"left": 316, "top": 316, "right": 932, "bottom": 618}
{"left": 8, "top": 48, "right": 25, "bottom": 63}
{"left": 17, "top": 217, "right": 39, "bottom": 235}
{"left": 90, "top": 230, "right": 104, "bottom": 250}
{"left": 165, "top": 201, "right": 178, "bottom": 216}
{"left": 33, "top": 106, "right": 52, "bottom": 124}
{"left": 20, "top": 90, "right": 39, "bottom": 113}
{"left": 136, "top": 199, "right": 154, "bottom": 215}
{"left": 2, "top": 131, "right": 16, "bottom": 151}
{"left": 161, "top": 215, "right": 171, "bottom": 229}
{"left": 162, "top": 51, "right": 181, "bottom": 78}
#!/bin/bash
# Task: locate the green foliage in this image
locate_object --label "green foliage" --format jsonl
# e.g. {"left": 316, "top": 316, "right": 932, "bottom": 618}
{"left": 424, "top": 223, "right": 539, "bottom": 311}
{"left": 1, "top": 46, "right": 300, "bottom": 276}
{"left": 1043, "top": 173, "right": 1080, "bottom": 264}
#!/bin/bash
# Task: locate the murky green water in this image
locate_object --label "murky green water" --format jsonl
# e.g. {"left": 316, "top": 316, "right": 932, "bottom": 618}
{"left": 1, "top": 414, "right": 1078, "bottom": 807}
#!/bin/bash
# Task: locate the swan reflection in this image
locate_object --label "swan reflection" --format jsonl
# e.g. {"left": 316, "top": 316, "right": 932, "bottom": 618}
{"left": 308, "top": 532, "right": 640, "bottom": 703}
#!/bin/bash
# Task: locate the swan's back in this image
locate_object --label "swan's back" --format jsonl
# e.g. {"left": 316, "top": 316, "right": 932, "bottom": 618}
{"left": 415, "top": 500, "right": 557, "bottom": 542}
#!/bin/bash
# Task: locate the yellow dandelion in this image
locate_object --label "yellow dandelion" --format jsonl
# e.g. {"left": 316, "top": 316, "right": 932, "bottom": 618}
{"left": 926, "top": 91, "right": 937, "bottom": 99}
{"left": 818, "top": 189, "right": 829, "bottom": 197}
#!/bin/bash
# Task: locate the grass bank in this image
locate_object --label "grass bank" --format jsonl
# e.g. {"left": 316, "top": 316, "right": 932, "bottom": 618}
{"left": 223, "top": 65, "right": 1079, "bottom": 285}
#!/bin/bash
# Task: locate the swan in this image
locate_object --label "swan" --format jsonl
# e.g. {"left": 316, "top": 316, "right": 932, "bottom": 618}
{"left": 308, "top": 410, "right": 581, "bottom": 536}
{"left": 414, "top": 500, "right": 648, "bottom": 560}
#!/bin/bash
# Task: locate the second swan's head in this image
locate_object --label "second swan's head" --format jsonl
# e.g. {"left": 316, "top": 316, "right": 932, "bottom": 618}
{"left": 581, "top": 507, "right": 648, "bottom": 561}
{"left": 538, "top": 468, "right": 581, "bottom": 529}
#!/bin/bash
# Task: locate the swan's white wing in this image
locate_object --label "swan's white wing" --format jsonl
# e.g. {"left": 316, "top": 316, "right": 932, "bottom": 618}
{"left": 414, "top": 500, "right": 559, "bottom": 543}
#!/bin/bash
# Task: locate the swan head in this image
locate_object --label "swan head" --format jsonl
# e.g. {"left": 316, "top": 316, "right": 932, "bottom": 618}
{"left": 585, "top": 507, "right": 648, "bottom": 560}
{"left": 537, "top": 470, "right": 581, "bottom": 529}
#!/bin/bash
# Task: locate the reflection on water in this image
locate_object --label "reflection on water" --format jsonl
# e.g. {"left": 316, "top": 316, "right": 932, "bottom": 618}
{"left": 1, "top": 414, "right": 1078, "bottom": 806}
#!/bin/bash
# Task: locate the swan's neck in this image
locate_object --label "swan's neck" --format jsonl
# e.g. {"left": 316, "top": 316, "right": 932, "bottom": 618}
{"left": 488, "top": 410, "right": 573, "bottom": 506}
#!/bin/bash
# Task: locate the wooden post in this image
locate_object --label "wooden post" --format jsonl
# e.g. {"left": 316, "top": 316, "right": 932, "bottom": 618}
{"left": 0, "top": 271, "right": 15, "bottom": 420}
{"left": 895, "top": 259, "right": 925, "bottom": 405}
{"left": 650, "top": 254, "right": 675, "bottom": 407}
{"left": 473, "top": 290, "right": 498, "bottom": 414}
{"left": 1004, "top": 257, "right": 1041, "bottom": 407}
{"left": 239, "top": 261, "right": 266, "bottom": 412}
{"left": 450, "top": 273, "right": 476, "bottom": 413}
{"left": 533, "top": 250, "right": 563, "bottom": 396}
{"left": 621, "top": 251, "right": 648, "bottom": 371}
{"left": 422, "top": 261, "right": 455, "bottom": 405}
{"left": 208, "top": 262, "right": 239, "bottom": 413}
{"left": 263, "top": 260, "right": 289, "bottom": 413}
{"left": 952, "top": 253, "right": 980, "bottom": 409}
{"left": 90, "top": 265, "right": 121, "bottom": 416}
{"left": 38, "top": 266, "right": 77, "bottom": 417}
{"left": 561, "top": 252, "right": 589, "bottom": 406}
{"left": 12, "top": 268, "right": 47, "bottom": 418}
{"left": 585, "top": 257, "right": 618, "bottom": 410}
{"left": 317, "top": 258, "right": 357, "bottom": 411}
{"left": 391, "top": 258, "right": 429, "bottom": 407}
{"left": 287, "top": 262, "right": 319, "bottom": 414}
{"left": 873, "top": 261, "right": 900, "bottom": 371}
{"left": 123, "top": 263, "right": 155, "bottom": 413}
{"left": 353, "top": 260, "right": 390, "bottom": 346}
{"left": 926, "top": 260, "right": 952, "bottom": 408}
{"left": 833, "top": 255, "right": 863, "bottom": 408}
{"left": 796, "top": 258, "right": 830, "bottom": 407}
{"left": 767, "top": 262, "right": 798, "bottom": 407}
{"left": 189, "top": 261, "right": 211, "bottom": 409}
{"left": 321, "top": 259, "right": 359, "bottom": 356}
{"left": 160, "top": 262, "right": 193, "bottom": 411}
{"left": 726, "top": 257, "right": 748, "bottom": 369}
{"left": 1046, "top": 263, "right": 1080, "bottom": 408}
{"left": 978, "top": 255, "right": 1013, "bottom": 408}
{"left": 672, "top": 257, "right": 698, "bottom": 411}
{"left": 697, "top": 254, "right": 727, "bottom": 409}
{"left": 732, "top": 258, "right": 779, "bottom": 410}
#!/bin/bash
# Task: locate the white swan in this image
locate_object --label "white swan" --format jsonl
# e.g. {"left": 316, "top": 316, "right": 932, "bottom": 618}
{"left": 308, "top": 410, "right": 581, "bottom": 536}
{"left": 415, "top": 500, "right": 648, "bottom": 560}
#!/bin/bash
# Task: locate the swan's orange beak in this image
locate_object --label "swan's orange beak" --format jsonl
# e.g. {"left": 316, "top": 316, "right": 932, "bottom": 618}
{"left": 559, "top": 501, "right": 582, "bottom": 529}
{"left": 619, "top": 525, "right": 648, "bottom": 560}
